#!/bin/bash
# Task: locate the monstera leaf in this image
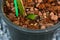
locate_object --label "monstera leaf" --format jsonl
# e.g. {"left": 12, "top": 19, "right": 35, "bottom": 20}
{"left": 26, "top": 14, "right": 37, "bottom": 20}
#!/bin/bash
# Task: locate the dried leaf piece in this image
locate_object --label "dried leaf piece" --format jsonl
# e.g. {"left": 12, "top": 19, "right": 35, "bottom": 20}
{"left": 17, "top": 0, "right": 25, "bottom": 15}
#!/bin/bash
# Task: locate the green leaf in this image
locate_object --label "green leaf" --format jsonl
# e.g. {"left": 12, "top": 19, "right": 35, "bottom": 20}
{"left": 17, "top": 0, "right": 25, "bottom": 15}
{"left": 26, "top": 14, "right": 37, "bottom": 20}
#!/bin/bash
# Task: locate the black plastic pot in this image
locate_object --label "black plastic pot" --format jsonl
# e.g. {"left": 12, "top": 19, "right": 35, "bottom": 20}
{"left": 0, "top": 0, "right": 60, "bottom": 40}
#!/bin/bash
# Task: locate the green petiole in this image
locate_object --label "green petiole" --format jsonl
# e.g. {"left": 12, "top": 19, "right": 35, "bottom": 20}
{"left": 14, "top": 0, "right": 19, "bottom": 17}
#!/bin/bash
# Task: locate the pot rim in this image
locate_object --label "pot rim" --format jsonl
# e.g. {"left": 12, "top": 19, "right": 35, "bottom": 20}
{"left": 0, "top": 0, "right": 60, "bottom": 33}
